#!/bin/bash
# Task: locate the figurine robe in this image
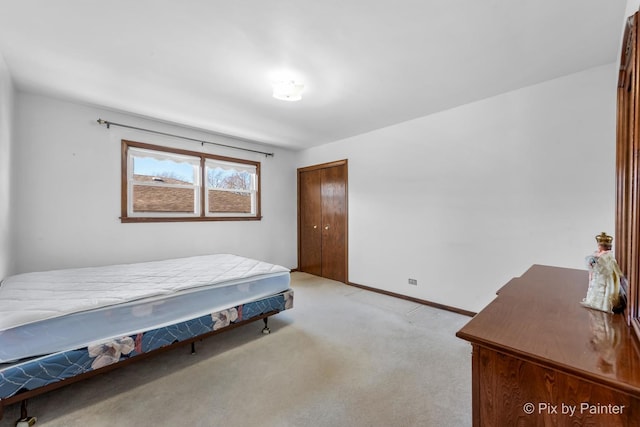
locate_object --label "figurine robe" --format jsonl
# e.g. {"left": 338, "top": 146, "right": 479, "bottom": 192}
{"left": 581, "top": 251, "right": 623, "bottom": 313}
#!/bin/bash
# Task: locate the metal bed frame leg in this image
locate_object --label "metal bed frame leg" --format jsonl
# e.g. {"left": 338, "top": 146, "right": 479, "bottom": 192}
{"left": 262, "top": 317, "right": 270, "bottom": 334}
{"left": 15, "top": 400, "right": 36, "bottom": 427}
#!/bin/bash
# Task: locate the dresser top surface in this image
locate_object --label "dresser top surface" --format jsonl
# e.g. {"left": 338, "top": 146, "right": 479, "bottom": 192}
{"left": 456, "top": 264, "right": 640, "bottom": 395}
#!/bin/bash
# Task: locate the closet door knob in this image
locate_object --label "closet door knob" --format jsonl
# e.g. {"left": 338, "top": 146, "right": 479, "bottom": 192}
{"left": 313, "top": 225, "right": 317, "bottom": 229}
{"left": 324, "top": 225, "right": 330, "bottom": 230}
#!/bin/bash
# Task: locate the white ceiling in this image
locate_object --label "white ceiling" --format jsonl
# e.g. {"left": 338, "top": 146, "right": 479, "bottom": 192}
{"left": 0, "top": 1, "right": 627, "bottom": 150}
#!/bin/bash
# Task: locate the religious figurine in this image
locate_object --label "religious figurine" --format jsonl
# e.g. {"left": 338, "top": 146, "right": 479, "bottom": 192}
{"left": 581, "top": 232, "right": 625, "bottom": 313}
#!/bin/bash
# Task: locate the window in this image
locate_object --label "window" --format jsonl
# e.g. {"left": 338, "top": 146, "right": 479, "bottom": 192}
{"left": 205, "top": 159, "right": 257, "bottom": 217}
{"left": 122, "top": 140, "right": 260, "bottom": 222}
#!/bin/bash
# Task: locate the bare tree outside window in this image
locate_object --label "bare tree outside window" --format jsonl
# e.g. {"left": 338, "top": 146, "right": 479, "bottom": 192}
{"left": 207, "top": 169, "right": 251, "bottom": 192}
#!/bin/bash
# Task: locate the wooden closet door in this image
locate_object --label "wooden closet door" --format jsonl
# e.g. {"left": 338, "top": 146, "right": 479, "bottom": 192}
{"left": 298, "top": 160, "right": 348, "bottom": 283}
{"left": 299, "top": 169, "right": 322, "bottom": 276}
{"left": 320, "top": 164, "right": 347, "bottom": 282}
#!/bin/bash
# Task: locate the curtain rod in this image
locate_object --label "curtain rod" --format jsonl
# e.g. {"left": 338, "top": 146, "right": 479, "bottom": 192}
{"left": 96, "top": 118, "right": 275, "bottom": 157}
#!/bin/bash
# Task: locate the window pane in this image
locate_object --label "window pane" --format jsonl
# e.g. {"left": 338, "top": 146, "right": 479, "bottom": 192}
{"left": 132, "top": 151, "right": 197, "bottom": 185}
{"left": 207, "top": 190, "right": 252, "bottom": 213}
{"left": 132, "top": 185, "right": 196, "bottom": 213}
{"left": 205, "top": 160, "right": 257, "bottom": 215}
{"left": 206, "top": 167, "right": 254, "bottom": 191}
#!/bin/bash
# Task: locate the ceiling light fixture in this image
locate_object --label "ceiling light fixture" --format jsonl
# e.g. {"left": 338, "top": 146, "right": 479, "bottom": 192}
{"left": 272, "top": 80, "right": 305, "bottom": 101}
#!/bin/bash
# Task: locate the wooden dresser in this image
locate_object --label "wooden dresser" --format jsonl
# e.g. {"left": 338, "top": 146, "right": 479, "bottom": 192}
{"left": 456, "top": 265, "right": 640, "bottom": 426}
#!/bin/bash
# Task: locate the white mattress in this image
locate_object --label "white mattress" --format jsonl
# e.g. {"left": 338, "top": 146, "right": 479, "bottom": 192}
{"left": 0, "top": 254, "right": 290, "bottom": 363}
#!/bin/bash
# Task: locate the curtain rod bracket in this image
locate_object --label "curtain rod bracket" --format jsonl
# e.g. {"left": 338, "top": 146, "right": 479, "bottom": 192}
{"left": 96, "top": 118, "right": 110, "bottom": 129}
{"left": 96, "top": 118, "right": 275, "bottom": 157}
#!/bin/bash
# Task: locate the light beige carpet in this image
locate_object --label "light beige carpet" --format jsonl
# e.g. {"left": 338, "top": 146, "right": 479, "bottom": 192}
{"left": 0, "top": 272, "right": 472, "bottom": 427}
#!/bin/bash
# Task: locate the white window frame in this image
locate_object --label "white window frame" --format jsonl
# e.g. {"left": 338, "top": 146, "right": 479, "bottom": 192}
{"left": 205, "top": 159, "right": 257, "bottom": 218}
{"left": 127, "top": 147, "right": 201, "bottom": 218}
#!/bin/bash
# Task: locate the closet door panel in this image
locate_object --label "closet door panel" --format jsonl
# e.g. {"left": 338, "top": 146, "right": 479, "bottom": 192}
{"left": 299, "top": 169, "right": 323, "bottom": 276}
{"left": 321, "top": 165, "right": 347, "bottom": 282}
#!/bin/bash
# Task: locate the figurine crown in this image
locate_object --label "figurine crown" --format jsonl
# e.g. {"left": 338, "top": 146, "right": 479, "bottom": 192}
{"left": 595, "top": 232, "right": 613, "bottom": 246}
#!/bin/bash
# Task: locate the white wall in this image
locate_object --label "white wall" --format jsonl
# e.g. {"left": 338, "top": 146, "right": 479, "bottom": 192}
{"left": 297, "top": 64, "right": 617, "bottom": 313}
{"left": 627, "top": 1, "right": 639, "bottom": 19}
{"left": 623, "top": 2, "right": 640, "bottom": 59}
{"left": 0, "top": 54, "right": 14, "bottom": 279}
{"left": 11, "top": 93, "right": 298, "bottom": 273}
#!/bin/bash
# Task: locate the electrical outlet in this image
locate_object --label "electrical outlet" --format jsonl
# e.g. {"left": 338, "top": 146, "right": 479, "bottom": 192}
{"left": 408, "top": 278, "right": 418, "bottom": 286}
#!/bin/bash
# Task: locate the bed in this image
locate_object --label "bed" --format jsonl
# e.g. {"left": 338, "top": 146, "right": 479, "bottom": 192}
{"left": 0, "top": 254, "right": 293, "bottom": 424}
